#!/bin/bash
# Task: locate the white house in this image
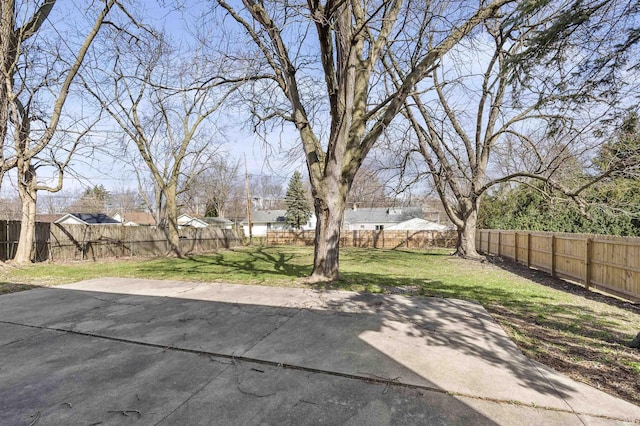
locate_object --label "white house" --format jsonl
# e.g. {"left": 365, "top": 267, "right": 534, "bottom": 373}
{"left": 241, "top": 206, "right": 453, "bottom": 236}
{"left": 177, "top": 214, "right": 208, "bottom": 228}
{"left": 242, "top": 210, "right": 315, "bottom": 236}
{"left": 343, "top": 207, "right": 423, "bottom": 231}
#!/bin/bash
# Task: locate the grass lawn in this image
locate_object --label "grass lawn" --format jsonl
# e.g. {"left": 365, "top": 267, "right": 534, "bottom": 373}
{"left": 1, "top": 245, "right": 639, "bottom": 405}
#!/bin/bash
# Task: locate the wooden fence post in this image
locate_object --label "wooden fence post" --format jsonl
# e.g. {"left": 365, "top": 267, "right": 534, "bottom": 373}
{"left": 550, "top": 235, "right": 556, "bottom": 277}
{"left": 497, "top": 231, "right": 501, "bottom": 257}
{"left": 487, "top": 231, "right": 491, "bottom": 255}
{"left": 526, "top": 233, "right": 531, "bottom": 268}
{"left": 585, "top": 237, "right": 592, "bottom": 291}
{"left": 514, "top": 232, "right": 518, "bottom": 262}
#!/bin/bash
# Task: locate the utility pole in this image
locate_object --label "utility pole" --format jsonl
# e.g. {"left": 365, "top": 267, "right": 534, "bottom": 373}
{"left": 244, "top": 154, "right": 253, "bottom": 244}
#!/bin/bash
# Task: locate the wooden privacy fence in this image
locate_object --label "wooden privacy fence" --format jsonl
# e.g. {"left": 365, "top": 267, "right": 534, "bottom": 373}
{"left": 268, "top": 229, "right": 457, "bottom": 249}
{"left": 0, "top": 220, "right": 241, "bottom": 262}
{"left": 0, "top": 220, "right": 50, "bottom": 262}
{"left": 476, "top": 229, "right": 640, "bottom": 301}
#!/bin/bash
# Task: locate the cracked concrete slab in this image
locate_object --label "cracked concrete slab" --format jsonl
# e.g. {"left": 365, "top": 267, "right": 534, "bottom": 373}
{"left": 158, "top": 358, "right": 585, "bottom": 426}
{"left": 0, "top": 278, "right": 638, "bottom": 425}
{"left": 243, "top": 308, "right": 570, "bottom": 409}
{"left": 0, "top": 327, "right": 229, "bottom": 426}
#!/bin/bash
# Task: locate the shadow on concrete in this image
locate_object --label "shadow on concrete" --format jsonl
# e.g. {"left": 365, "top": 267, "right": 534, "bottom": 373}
{"left": 0, "top": 285, "right": 525, "bottom": 425}
{"left": 320, "top": 291, "right": 576, "bottom": 400}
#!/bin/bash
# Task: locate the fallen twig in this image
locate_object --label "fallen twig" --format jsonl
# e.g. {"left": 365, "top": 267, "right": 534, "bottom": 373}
{"left": 107, "top": 409, "right": 141, "bottom": 418}
{"left": 28, "top": 411, "right": 40, "bottom": 426}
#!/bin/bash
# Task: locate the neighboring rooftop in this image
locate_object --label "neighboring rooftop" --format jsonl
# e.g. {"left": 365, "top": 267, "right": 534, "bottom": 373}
{"left": 55, "top": 213, "right": 121, "bottom": 225}
{"left": 344, "top": 207, "right": 423, "bottom": 224}
{"left": 35, "top": 214, "right": 65, "bottom": 223}
{"left": 245, "top": 210, "right": 287, "bottom": 224}
{"left": 114, "top": 211, "right": 156, "bottom": 226}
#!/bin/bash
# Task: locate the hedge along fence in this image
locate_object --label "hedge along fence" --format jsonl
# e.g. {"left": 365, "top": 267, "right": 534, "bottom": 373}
{"left": 0, "top": 220, "right": 241, "bottom": 262}
{"left": 476, "top": 229, "right": 640, "bottom": 301}
{"left": 267, "top": 229, "right": 458, "bottom": 249}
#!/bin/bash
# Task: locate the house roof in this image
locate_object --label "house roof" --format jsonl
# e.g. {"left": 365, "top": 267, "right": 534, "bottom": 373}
{"left": 55, "top": 213, "right": 120, "bottom": 225}
{"left": 386, "top": 217, "right": 451, "bottom": 231}
{"left": 344, "top": 207, "right": 423, "bottom": 224}
{"left": 117, "top": 211, "right": 156, "bottom": 225}
{"left": 177, "top": 214, "right": 208, "bottom": 227}
{"left": 35, "top": 214, "right": 65, "bottom": 223}
{"left": 243, "top": 210, "right": 287, "bottom": 224}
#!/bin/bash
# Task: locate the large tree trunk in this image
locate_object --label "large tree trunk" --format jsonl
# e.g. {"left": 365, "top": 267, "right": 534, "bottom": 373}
{"left": 453, "top": 201, "right": 482, "bottom": 259}
{"left": 164, "top": 185, "right": 182, "bottom": 257}
{"left": 310, "top": 193, "right": 346, "bottom": 282}
{"left": 14, "top": 165, "right": 37, "bottom": 264}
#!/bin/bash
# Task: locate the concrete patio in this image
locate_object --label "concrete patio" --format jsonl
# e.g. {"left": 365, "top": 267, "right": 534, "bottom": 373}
{"left": 0, "top": 277, "right": 638, "bottom": 425}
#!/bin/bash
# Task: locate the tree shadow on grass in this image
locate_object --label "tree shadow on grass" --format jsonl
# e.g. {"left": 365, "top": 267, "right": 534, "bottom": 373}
{"left": 138, "top": 247, "right": 312, "bottom": 281}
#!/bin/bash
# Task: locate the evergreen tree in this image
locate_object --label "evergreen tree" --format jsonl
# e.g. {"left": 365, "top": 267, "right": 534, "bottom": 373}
{"left": 72, "top": 185, "right": 112, "bottom": 212}
{"left": 285, "top": 171, "right": 312, "bottom": 229}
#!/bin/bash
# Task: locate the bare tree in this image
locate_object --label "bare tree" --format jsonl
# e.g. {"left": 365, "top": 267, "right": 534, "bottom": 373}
{"left": 347, "top": 165, "right": 389, "bottom": 208}
{"left": 83, "top": 27, "right": 244, "bottom": 256}
{"left": 250, "top": 174, "right": 285, "bottom": 210}
{"left": 0, "top": 195, "right": 21, "bottom": 220}
{"left": 389, "top": 10, "right": 639, "bottom": 257}
{"left": 215, "top": 0, "right": 514, "bottom": 280}
{"left": 1, "top": 0, "right": 123, "bottom": 263}
{"left": 38, "top": 192, "right": 69, "bottom": 215}
{"left": 109, "top": 188, "right": 144, "bottom": 215}
{"left": 180, "top": 156, "right": 243, "bottom": 218}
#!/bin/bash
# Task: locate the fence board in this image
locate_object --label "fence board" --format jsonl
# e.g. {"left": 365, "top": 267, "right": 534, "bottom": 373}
{"left": 477, "top": 229, "right": 640, "bottom": 301}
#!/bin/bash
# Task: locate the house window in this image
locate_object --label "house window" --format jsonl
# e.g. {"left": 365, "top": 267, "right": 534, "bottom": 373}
{"left": 360, "top": 225, "right": 365, "bottom": 229}
{"left": 375, "top": 225, "right": 384, "bottom": 231}
{"left": 267, "top": 223, "right": 271, "bottom": 230}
